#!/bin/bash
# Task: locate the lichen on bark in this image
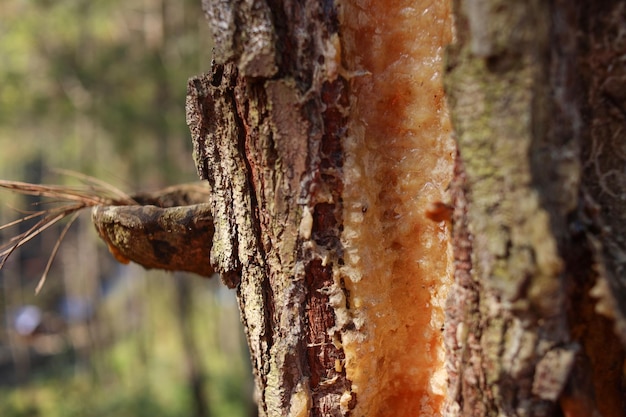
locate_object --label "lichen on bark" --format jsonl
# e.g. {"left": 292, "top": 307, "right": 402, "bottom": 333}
{"left": 445, "top": 1, "right": 625, "bottom": 416}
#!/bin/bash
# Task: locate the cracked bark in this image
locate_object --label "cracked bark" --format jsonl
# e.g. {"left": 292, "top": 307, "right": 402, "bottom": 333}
{"left": 186, "top": 1, "right": 350, "bottom": 415}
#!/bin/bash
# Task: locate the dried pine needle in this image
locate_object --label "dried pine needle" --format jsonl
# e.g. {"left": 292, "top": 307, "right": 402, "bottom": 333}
{"left": 0, "top": 173, "right": 137, "bottom": 293}
{"left": 34, "top": 211, "right": 81, "bottom": 294}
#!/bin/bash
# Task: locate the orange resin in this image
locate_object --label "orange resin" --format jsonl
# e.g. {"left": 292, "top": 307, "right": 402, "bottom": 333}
{"left": 338, "top": 1, "right": 454, "bottom": 416}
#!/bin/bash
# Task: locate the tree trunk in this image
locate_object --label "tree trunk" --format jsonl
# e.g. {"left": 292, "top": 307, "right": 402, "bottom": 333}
{"left": 186, "top": 0, "right": 626, "bottom": 416}
{"left": 445, "top": 2, "right": 626, "bottom": 416}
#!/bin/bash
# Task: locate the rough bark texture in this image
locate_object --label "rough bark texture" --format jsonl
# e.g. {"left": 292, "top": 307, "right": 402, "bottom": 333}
{"left": 445, "top": 1, "right": 626, "bottom": 416}
{"left": 186, "top": 1, "right": 351, "bottom": 416}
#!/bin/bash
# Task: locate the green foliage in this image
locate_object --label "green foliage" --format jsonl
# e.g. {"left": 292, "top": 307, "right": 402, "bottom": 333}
{"left": 0, "top": 272, "right": 251, "bottom": 417}
{"left": 0, "top": 0, "right": 213, "bottom": 184}
{"left": 0, "top": 1, "right": 250, "bottom": 416}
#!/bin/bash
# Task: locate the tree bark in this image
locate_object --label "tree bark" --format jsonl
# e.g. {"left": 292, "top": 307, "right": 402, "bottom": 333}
{"left": 186, "top": 1, "right": 351, "bottom": 415}
{"left": 445, "top": 1, "right": 626, "bottom": 416}
{"left": 186, "top": 0, "right": 626, "bottom": 416}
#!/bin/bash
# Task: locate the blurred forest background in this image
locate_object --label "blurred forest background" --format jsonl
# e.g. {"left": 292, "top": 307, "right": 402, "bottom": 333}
{"left": 0, "top": 1, "right": 254, "bottom": 416}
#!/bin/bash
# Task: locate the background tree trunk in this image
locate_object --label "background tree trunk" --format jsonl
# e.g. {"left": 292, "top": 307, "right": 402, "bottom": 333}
{"left": 445, "top": 2, "right": 626, "bottom": 416}
{"left": 186, "top": 0, "right": 626, "bottom": 416}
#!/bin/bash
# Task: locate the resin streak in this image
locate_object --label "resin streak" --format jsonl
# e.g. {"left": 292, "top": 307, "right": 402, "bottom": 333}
{"left": 339, "top": 1, "right": 454, "bottom": 415}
